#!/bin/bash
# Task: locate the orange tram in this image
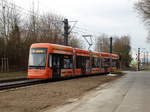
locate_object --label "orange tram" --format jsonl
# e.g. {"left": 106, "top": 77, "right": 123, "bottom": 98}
{"left": 28, "top": 43, "right": 119, "bottom": 79}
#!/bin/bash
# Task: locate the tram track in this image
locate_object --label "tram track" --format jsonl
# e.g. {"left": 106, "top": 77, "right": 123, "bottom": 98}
{"left": 0, "top": 78, "right": 47, "bottom": 91}
{"left": 0, "top": 73, "right": 110, "bottom": 91}
{"left": 0, "top": 78, "right": 27, "bottom": 83}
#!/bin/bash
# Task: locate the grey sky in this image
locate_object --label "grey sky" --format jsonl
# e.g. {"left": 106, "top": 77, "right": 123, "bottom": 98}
{"left": 11, "top": 0, "right": 150, "bottom": 53}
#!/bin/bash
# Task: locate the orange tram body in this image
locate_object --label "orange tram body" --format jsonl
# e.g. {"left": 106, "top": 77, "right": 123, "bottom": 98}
{"left": 28, "top": 43, "right": 119, "bottom": 79}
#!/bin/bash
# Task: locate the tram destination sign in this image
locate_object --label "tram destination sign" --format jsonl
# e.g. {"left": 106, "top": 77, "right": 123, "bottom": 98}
{"left": 31, "top": 48, "right": 47, "bottom": 54}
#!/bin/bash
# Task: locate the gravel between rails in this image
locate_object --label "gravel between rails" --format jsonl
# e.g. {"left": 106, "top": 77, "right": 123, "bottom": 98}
{"left": 0, "top": 75, "right": 122, "bottom": 112}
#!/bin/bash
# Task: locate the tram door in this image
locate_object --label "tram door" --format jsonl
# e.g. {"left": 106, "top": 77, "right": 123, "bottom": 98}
{"left": 81, "top": 57, "right": 86, "bottom": 74}
{"left": 52, "top": 54, "right": 61, "bottom": 78}
{"left": 82, "top": 57, "right": 90, "bottom": 74}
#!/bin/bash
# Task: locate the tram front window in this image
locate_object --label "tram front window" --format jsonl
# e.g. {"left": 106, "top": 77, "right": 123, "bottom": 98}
{"left": 28, "top": 48, "right": 47, "bottom": 69}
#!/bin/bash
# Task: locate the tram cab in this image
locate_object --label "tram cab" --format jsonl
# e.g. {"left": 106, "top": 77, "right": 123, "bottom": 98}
{"left": 28, "top": 43, "right": 73, "bottom": 79}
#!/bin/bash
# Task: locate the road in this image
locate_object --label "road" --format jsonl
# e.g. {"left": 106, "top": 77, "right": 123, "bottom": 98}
{"left": 44, "top": 71, "right": 150, "bottom": 112}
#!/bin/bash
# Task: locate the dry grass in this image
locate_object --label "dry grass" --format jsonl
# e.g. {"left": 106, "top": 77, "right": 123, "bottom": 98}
{"left": 0, "top": 72, "right": 27, "bottom": 79}
{"left": 0, "top": 74, "right": 122, "bottom": 112}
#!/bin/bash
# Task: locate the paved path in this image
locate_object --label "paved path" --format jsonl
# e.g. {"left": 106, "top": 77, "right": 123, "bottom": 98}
{"left": 45, "top": 71, "right": 150, "bottom": 112}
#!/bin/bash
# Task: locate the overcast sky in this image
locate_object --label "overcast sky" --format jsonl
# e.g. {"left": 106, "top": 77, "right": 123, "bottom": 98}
{"left": 10, "top": 0, "right": 150, "bottom": 54}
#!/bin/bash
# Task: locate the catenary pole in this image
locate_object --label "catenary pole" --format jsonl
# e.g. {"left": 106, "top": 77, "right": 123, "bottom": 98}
{"left": 137, "top": 48, "right": 140, "bottom": 71}
{"left": 63, "top": 19, "right": 69, "bottom": 46}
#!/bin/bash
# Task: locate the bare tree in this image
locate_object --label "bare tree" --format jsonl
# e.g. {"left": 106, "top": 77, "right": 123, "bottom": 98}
{"left": 113, "top": 35, "right": 132, "bottom": 68}
{"left": 37, "top": 13, "right": 64, "bottom": 44}
{"left": 69, "top": 35, "right": 83, "bottom": 48}
{"left": 0, "top": 0, "right": 84, "bottom": 72}
{"left": 135, "top": 0, "right": 150, "bottom": 42}
{"left": 95, "top": 34, "right": 132, "bottom": 68}
{"left": 95, "top": 33, "right": 109, "bottom": 52}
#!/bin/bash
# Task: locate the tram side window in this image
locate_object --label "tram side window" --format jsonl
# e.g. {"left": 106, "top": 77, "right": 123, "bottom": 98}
{"left": 83, "top": 56, "right": 89, "bottom": 68}
{"left": 96, "top": 58, "right": 100, "bottom": 67}
{"left": 63, "top": 55, "right": 73, "bottom": 69}
{"left": 52, "top": 54, "right": 68, "bottom": 69}
{"left": 96, "top": 58, "right": 100, "bottom": 68}
{"left": 85, "top": 57, "right": 90, "bottom": 72}
{"left": 112, "top": 59, "right": 119, "bottom": 68}
{"left": 92, "top": 57, "right": 98, "bottom": 68}
{"left": 92, "top": 57, "right": 100, "bottom": 68}
{"left": 112, "top": 59, "right": 117, "bottom": 67}
{"left": 52, "top": 54, "right": 61, "bottom": 68}
{"left": 116, "top": 60, "right": 119, "bottom": 68}
{"left": 99, "top": 58, "right": 101, "bottom": 67}
{"left": 104, "top": 58, "right": 110, "bottom": 67}
{"left": 76, "top": 56, "right": 82, "bottom": 68}
{"left": 92, "top": 57, "right": 95, "bottom": 67}
{"left": 49, "top": 54, "right": 52, "bottom": 67}
{"left": 101, "top": 58, "right": 104, "bottom": 68}
{"left": 101, "top": 58, "right": 110, "bottom": 67}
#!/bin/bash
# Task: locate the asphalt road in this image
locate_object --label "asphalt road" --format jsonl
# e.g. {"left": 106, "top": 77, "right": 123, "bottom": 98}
{"left": 45, "top": 71, "right": 150, "bottom": 112}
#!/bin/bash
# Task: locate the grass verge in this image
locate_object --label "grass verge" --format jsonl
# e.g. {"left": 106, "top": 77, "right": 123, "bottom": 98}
{"left": 112, "top": 70, "right": 126, "bottom": 76}
{"left": 0, "top": 72, "right": 27, "bottom": 79}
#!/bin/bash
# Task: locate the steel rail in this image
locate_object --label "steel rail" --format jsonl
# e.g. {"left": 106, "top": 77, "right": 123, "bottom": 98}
{"left": 0, "top": 79, "right": 47, "bottom": 91}
{"left": 0, "top": 78, "right": 27, "bottom": 83}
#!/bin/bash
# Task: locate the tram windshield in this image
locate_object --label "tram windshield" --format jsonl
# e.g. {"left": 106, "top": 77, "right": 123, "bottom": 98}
{"left": 28, "top": 48, "right": 47, "bottom": 68}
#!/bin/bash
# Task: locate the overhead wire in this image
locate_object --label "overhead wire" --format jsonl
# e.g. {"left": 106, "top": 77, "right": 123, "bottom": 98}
{"left": 0, "top": 0, "right": 97, "bottom": 50}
